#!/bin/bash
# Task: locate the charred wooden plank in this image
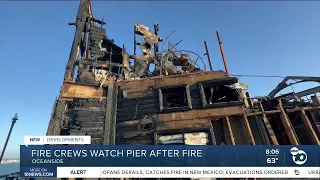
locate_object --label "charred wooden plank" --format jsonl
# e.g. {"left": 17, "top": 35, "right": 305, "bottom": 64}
{"left": 64, "top": 0, "right": 91, "bottom": 81}
{"left": 156, "top": 119, "right": 211, "bottom": 131}
{"left": 198, "top": 77, "right": 238, "bottom": 86}
{"left": 61, "top": 82, "right": 105, "bottom": 99}
{"left": 116, "top": 130, "right": 154, "bottom": 142}
{"left": 225, "top": 116, "right": 235, "bottom": 145}
{"left": 278, "top": 100, "right": 300, "bottom": 145}
{"left": 103, "top": 85, "right": 118, "bottom": 145}
{"left": 116, "top": 71, "right": 229, "bottom": 98}
{"left": 152, "top": 106, "right": 243, "bottom": 122}
{"left": 299, "top": 109, "right": 320, "bottom": 144}
{"left": 117, "top": 103, "right": 159, "bottom": 113}
{"left": 258, "top": 102, "right": 279, "bottom": 145}
{"left": 242, "top": 114, "right": 256, "bottom": 145}
{"left": 116, "top": 106, "right": 243, "bottom": 124}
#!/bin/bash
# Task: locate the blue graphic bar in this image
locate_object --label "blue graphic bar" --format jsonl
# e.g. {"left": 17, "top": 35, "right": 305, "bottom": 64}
{"left": 20, "top": 145, "right": 320, "bottom": 167}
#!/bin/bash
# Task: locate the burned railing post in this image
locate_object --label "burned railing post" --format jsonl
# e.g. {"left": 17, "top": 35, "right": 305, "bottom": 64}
{"left": 204, "top": 41, "right": 213, "bottom": 71}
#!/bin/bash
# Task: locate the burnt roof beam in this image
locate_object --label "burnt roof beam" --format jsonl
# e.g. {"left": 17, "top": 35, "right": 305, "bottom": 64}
{"left": 282, "top": 86, "right": 320, "bottom": 100}
{"left": 268, "top": 76, "right": 320, "bottom": 98}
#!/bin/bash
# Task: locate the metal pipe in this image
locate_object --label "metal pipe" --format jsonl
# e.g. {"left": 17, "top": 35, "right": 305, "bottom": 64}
{"left": 133, "top": 26, "right": 136, "bottom": 55}
{"left": 216, "top": 31, "right": 230, "bottom": 76}
{"left": 0, "top": 113, "right": 18, "bottom": 163}
{"left": 204, "top": 41, "right": 213, "bottom": 71}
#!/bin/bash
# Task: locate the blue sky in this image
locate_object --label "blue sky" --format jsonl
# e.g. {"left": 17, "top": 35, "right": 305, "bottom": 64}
{"left": 0, "top": 1, "right": 319, "bottom": 159}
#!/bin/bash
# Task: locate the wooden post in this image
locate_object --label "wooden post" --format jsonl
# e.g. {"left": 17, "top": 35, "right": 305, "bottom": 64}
{"left": 278, "top": 99, "right": 299, "bottom": 145}
{"left": 241, "top": 91, "right": 250, "bottom": 108}
{"left": 311, "top": 94, "right": 320, "bottom": 117}
{"left": 259, "top": 102, "right": 279, "bottom": 145}
{"left": 300, "top": 109, "right": 320, "bottom": 144}
{"left": 246, "top": 92, "right": 254, "bottom": 108}
{"left": 312, "top": 93, "right": 320, "bottom": 104}
{"left": 243, "top": 115, "right": 256, "bottom": 145}
{"left": 225, "top": 116, "right": 235, "bottom": 145}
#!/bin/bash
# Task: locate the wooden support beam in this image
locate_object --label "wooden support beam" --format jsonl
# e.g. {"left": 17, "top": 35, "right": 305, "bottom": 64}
{"left": 246, "top": 92, "right": 254, "bottom": 108}
{"left": 312, "top": 93, "right": 320, "bottom": 105}
{"left": 300, "top": 109, "right": 320, "bottom": 144}
{"left": 153, "top": 106, "right": 243, "bottom": 122}
{"left": 246, "top": 112, "right": 263, "bottom": 116}
{"left": 278, "top": 100, "right": 300, "bottom": 145}
{"left": 311, "top": 95, "right": 320, "bottom": 117}
{"left": 209, "top": 125, "right": 217, "bottom": 145}
{"left": 117, "top": 106, "right": 243, "bottom": 126}
{"left": 225, "top": 116, "right": 235, "bottom": 145}
{"left": 117, "top": 119, "right": 211, "bottom": 140}
{"left": 117, "top": 71, "right": 229, "bottom": 93}
{"left": 265, "top": 110, "right": 281, "bottom": 114}
{"left": 241, "top": 91, "right": 250, "bottom": 108}
{"left": 103, "top": 85, "right": 118, "bottom": 145}
{"left": 242, "top": 114, "right": 256, "bottom": 145}
{"left": 245, "top": 110, "right": 281, "bottom": 117}
{"left": 258, "top": 102, "right": 279, "bottom": 145}
{"left": 61, "top": 82, "right": 104, "bottom": 99}
{"left": 154, "top": 132, "right": 159, "bottom": 145}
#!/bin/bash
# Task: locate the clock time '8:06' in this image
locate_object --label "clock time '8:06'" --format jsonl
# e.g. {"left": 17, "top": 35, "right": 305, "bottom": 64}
{"left": 266, "top": 149, "right": 279, "bottom": 155}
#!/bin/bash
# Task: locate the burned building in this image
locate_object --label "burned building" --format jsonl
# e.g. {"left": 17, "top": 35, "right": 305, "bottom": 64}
{"left": 47, "top": 0, "right": 320, "bottom": 154}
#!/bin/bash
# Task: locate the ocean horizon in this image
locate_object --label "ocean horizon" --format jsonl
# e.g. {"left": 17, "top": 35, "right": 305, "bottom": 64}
{"left": 0, "top": 163, "right": 20, "bottom": 176}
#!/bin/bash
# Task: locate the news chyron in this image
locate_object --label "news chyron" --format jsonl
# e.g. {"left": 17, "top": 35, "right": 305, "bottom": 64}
{"left": 20, "top": 136, "right": 320, "bottom": 178}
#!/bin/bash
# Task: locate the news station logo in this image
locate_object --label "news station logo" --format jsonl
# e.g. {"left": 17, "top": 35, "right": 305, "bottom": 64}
{"left": 290, "top": 147, "right": 307, "bottom": 165}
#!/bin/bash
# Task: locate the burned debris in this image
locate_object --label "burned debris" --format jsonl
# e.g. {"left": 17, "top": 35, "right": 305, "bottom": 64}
{"left": 159, "top": 85, "right": 192, "bottom": 112}
{"left": 47, "top": 0, "right": 320, "bottom": 155}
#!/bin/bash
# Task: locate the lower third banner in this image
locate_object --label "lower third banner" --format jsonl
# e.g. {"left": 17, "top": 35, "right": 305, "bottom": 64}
{"left": 20, "top": 145, "right": 320, "bottom": 178}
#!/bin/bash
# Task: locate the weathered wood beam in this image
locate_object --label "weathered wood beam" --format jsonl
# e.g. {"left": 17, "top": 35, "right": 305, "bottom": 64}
{"left": 246, "top": 92, "right": 254, "bottom": 108}
{"left": 312, "top": 93, "right": 320, "bottom": 105}
{"left": 278, "top": 100, "right": 299, "bottom": 145}
{"left": 156, "top": 119, "right": 211, "bottom": 131}
{"left": 241, "top": 91, "right": 250, "bottom": 108}
{"left": 286, "top": 106, "right": 320, "bottom": 113}
{"left": 117, "top": 106, "right": 243, "bottom": 126}
{"left": 265, "top": 110, "right": 281, "bottom": 114}
{"left": 299, "top": 109, "right": 320, "bottom": 144}
{"left": 152, "top": 106, "right": 243, "bottom": 122}
{"left": 61, "top": 82, "right": 106, "bottom": 99}
{"left": 209, "top": 126, "right": 217, "bottom": 145}
{"left": 283, "top": 86, "right": 320, "bottom": 100}
{"left": 258, "top": 102, "right": 279, "bottom": 145}
{"left": 246, "top": 112, "right": 263, "bottom": 116}
{"left": 311, "top": 95, "right": 320, "bottom": 118}
{"left": 242, "top": 114, "right": 256, "bottom": 145}
{"left": 245, "top": 110, "right": 281, "bottom": 117}
{"left": 116, "top": 119, "right": 211, "bottom": 140}
{"left": 225, "top": 116, "right": 235, "bottom": 145}
{"left": 117, "top": 71, "right": 229, "bottom": 93}
{"left": 104, "top": 85, "right": 118, "bottom": 145}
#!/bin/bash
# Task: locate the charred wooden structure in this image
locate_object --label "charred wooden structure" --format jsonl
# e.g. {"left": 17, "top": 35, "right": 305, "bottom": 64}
{"left": 47, "top": 0, "right": 320, "bottom": 153}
